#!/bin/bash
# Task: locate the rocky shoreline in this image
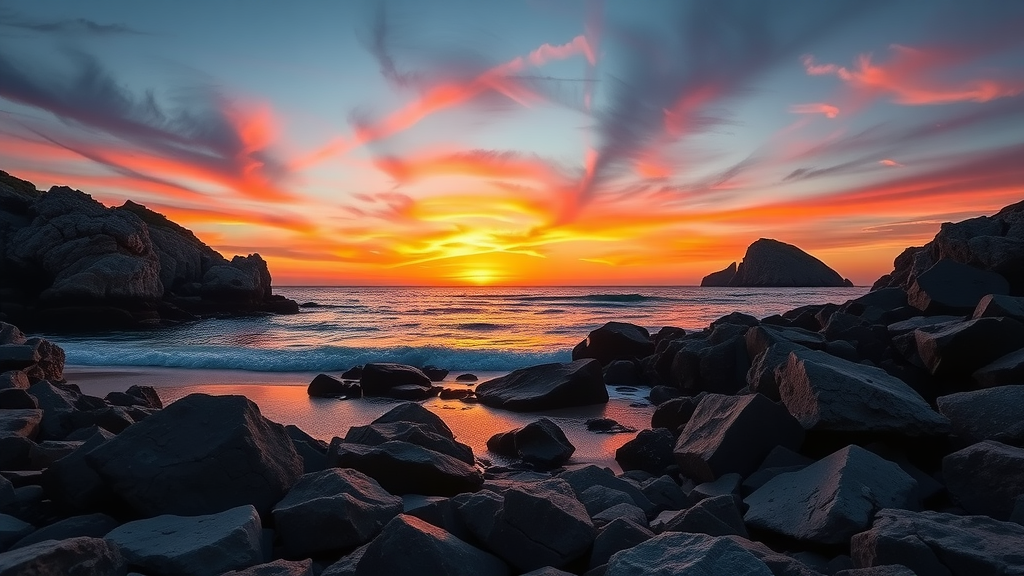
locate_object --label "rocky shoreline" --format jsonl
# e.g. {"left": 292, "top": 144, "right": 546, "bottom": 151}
{"left": 1, "top": 201, "right": 1024, "bottom": 575}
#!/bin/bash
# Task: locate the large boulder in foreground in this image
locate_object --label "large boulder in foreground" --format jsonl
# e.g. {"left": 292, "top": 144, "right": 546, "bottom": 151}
{"left": 913, "top": 317, "right": 1024, "bottom": 379}
{"left": 605, "top": 532, "right": 775, "bottom": 575}
{"left": 777, "top": 349, "right": 950, "bottom": 437}
{"left": 272, "top": 468, "right": 403, "bottom": 557}
{"left": 744, "top": 445, "right": 917, "bottom": 545}
{"left": 674, "top": 393, "right": 804, "bottom": 483}
{"left": 702, "top": 238, "right": 851, "bottom": 287}
{"left": 943, "top": 440, "right": 1024, "bottom": 520}
{"left": 907, "top": 259, "right": 1010, "bottom": 315}
{"left": 326, "top": 440, "right": 483, "bottom": 496}
{"left": 475, "top": 359, "right": 608, "bottom": 412}
{"left": 0, "top": 536, "right": 126, "bottom": 576}
{"left": 348, "top": 515, "right": 509, "bottom": 576}
{"left": 851, "top": 509, "right": 1024, "bottom": 575}
{"left": 86, "top": 393, "right": 302, "bottom": 516}
{"left": 359, "top": 363, "right": 432, "bottom": 397}
{"left": 572, "top": 322, "right": 654, "bottom": 366}
{"left": 105, "top": 505, "right": 263, "bottom": 576}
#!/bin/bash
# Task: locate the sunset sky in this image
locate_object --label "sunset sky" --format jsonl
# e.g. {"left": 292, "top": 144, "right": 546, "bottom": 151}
{"left": 1, "top": 1, "right": 1022, "bottom": 286}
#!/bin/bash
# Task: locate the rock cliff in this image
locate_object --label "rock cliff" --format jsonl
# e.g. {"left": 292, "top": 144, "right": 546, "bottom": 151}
{"left": 0, "top": 170, "right": 297, "bottom": 329}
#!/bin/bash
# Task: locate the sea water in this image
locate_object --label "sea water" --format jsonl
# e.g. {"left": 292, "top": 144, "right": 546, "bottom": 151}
{"left": 49, "top": 285, "right": 866, "bottom": 372}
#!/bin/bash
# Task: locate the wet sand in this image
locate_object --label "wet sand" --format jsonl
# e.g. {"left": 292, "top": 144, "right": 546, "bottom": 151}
{"left": 64, "top": 365, "right": 655, "bottom": 472}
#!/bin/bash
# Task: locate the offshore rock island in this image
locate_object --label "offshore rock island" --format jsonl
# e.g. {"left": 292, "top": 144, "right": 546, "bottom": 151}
{"left": 1, "top": 170, "right": 1024, "bottom": 575}
{"left": 701, "top": 238, "right": 854, "bottom": 288}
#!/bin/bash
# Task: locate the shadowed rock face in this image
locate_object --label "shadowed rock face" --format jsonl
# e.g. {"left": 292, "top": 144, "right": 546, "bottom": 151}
{"left": 701, "top": 239, "right": 852, "bottom": 288}
{"left": 0, "top": 170, "right": 298, "bottom": 329}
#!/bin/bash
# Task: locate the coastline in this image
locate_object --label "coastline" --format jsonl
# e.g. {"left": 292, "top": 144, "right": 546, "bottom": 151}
{"left": 63, "top": 364, "right": 654, "bottom": 473}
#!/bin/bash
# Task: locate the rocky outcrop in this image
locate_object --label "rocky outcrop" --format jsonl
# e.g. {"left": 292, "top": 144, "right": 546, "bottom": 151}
{"left": 873, "top": 200, "right": 1024, "bottom": 294}
{"left": 700, "top": 239, "right": 853, "bottom": 287}
{"left": 0, "top": 170, "right": 297, "bottom": 329}
{"left": 487, "top": 418, "right": 575, "bottom": 469}
{"left": 475, "top": 359, "right": 608, "bottom": 411}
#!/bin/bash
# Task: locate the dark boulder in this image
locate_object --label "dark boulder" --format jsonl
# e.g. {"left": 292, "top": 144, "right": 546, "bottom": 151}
{"left": 605, "top": 532, "right": 776, "bottom": 575}
{"left": 0, "top": 389, "right": 35, "bottom": 409}
{"left": 973, "top": 293, "right": 1024, "bottom": 321}
{"left": 307, "top": 373, "right": 361, "bottom": 398}
{"left": 86, "top": 394, "right": 302, "bottom": 516}
{"left": 326, "top": 440, "right": 483, "bottom": 496}
{"left": 39, "top": 429, "right": 115, "bottom": 513}
{"left": 370, "top": 402, "right": 454, "bottom": 438}
{"left": 937, "top": 386, "right": 1024, "bottom": 445}
{"left": 9, "top": 513, "right": 118, "bottom": 550}
{"left": 487, "top": 418, "right": 574, "bottom": 469}
{"left": 972, "top": 348, "right": 1024, "bottom": 389}
{"left": 662, "top": 494, "right": 748, "bottom": 538}
{"left": 456, "top": 373, "right": 478, "bottom": 382}
{"left": 25, "top": 381, "right": 78, "bottom": 440}
{"left": 386, "top": 384, "right": 438, "bottom": 400}
{"left": 272, "top": 468, "right": 403, "bottom": 557}
{"left": 572, "top": 322, "right": 654, "bottom": 366}
{"left": 907, "top": 259, "right": 1009, "bottom": 314}
{"left": 615, "top": 429, "right": 676, "bottom": 476}
{"left": 589, "top": 518, "right": 654, "bottom": 568}
{"left": 943, "top": 440, "right": 1024, "bottom": 520}
{"left": 0, "top": 370, "right": 29, "bottom": 391}
{"left": 359, "top": 363, "right": 431, "bottom": 396}
{"left": 422, "top": 366, "right": 449, "bottom": 381}
{"left": 744, "top": 445, "right": 917, "bottom": 545}
{"left": 475, "top": 359, "right": 608, "bottom": 412}
{"left": 777, "top": 349, "right": 950, "bottom": 436}
{"left": 346, "top": 421, "right": 473, "bottom": 464}
{"left": 222, "top": 559, "right": 314, "bottom": 576}
{"left": 647, "top": 385, "right": 682, "bottom": 405}
{"left": 745, "top": 325, "right": 825, "bottom": 359}
{"left": 913, "top": 317, "right": 1024, "bottom": 379}
{"left": 650, "top": 393, "right": 704, "bottom": 432}
{"left": 0, "top": 536, "right": 126, "bottom": 576}
{"left": 746, "top": 342, "right": 805, "bottom": 401}
{"left": 674, "top": 393, "right": 804, "bottom": 483}
{"left": 603, "top": 360, "right": 643, "bottom": 387}
{"left": 851, "top": 509, "right": 1024, "bottom": 576}
{"left": 0, "top": 409, "right": 41, "bottom": 439}
{"left": 0, "top": 514, "right": 33, "bottom": 552}
{"left": 709, "top": 238, "right": 852, "bottom": 287}
{"left": 105, "top": 504, "right": 263, "bottom": 576}
{"left": 349, "top": 515, "right": 509, "bottom": 576}
{"left": 558, "top": 466, "right": 657, "bottom": 517}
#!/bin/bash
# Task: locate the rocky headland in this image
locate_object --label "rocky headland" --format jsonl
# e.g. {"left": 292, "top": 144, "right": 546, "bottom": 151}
{"left": 1, "top": 200, "right": 1024, "bottom": 575}
{"left": 701, "top": 238, "right": 854, "bottom": 287}
{"left": 0, "top": 170, "right": 298, "bottom": 331}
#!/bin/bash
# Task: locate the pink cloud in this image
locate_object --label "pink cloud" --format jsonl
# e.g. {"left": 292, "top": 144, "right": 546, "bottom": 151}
{"left": 789, "top": 103, "right": 840, "bottom": 118}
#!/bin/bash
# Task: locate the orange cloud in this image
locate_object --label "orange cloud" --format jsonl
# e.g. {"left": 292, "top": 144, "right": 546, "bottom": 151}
{"left": 805, "top": 45, "right": 1024, "bottom": 106}
{"left": 879, "top": 159, "right": 903, "bottom": 167}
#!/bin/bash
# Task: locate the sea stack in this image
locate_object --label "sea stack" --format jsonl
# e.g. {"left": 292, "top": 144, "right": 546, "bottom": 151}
{"left": 701, "top": 238, "right": 853, "bottom": 287}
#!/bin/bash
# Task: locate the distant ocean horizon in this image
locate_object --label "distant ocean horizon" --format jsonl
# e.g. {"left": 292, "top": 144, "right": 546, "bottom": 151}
{"left": 47, "top": 285, "right": 868, "bottom": 373}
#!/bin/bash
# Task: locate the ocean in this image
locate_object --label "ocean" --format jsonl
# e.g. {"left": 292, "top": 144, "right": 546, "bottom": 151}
{"left": 53, "top": 285, "right": 867, "bottom": 468}
{"left": 49, "top": 285, "right": 868, "bottom": 372}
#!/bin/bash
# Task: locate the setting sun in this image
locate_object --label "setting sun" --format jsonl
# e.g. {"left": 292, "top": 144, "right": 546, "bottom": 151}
{"left": 461, "top": 269, "right": 499, "bottom": 285}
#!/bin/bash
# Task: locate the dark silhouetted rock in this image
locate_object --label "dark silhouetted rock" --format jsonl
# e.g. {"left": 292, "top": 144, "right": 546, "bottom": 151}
{"left": 0, "top": 514, "right": 32, "bottom": 552}
{"left": 326, "top": 440, "right": 483, "bottom": 496}
{"left": 674, "top": 393, "right": 804, "bottom": 483}
{"left": 744, "top": 445, "right": 917, "bottom": 545}
{"left": 222, "top": 559, "right": 314, "bottom": 576}
{"left": 586, "top": 417, "right": 634, "bottom": 433}
{"left": 475, "top": 359, "right": 608, "bottom": 412}
{"left": 86, "top": 394, "right": 302, "bottom": 516}
{"left": 745, "top": 325, "right": 825, "bottom": 360}
{"left": 487, "top": 418, "right": 574, "bottom": 469}
{"left": 346, "top": 421, "right": 473, "bottom": 464}
{"left": 777, "top": 349, "right": 950, "bottom": 436}
{"left": 851, "top": 509, "right": 1024, "bottom": 576}
{"left": 972, "top": 348, "right": 1024, "bottom": 389}
{"left": 647, "top": 385, "right": 682, "bottom": 405}
{"left": 572, "top": 322, "right": 654, "bottom": 366}
{"left": 746, "top": 342, "right": 805, "bottom": 401}
{"left": 0, "top": 536, "right": 126, "bottom": 576}
{"left": 0, "top": 409, "right": 41, "bottom": 441}
{"left": 603, "top": 360, "right": 643, "bottom": 387}
{"left": 272, "top": 468, "right": 403, "bottom": 557}
{"left": 0, "top": 389, "right": 35, "bottom": 409}
{"left": 650, "top": 393, "right": 704, "bottom": 432}
{"left": 592, "top": 502, "right": 646, "bottom": 528}
{"left": 639, "top": 475, "right": 689, "bottom": 513}
{"left": 10, "top": 513, "right": 118, "bottom": 550}
{"left": 439, "top": 387, "right": 470, "bottom": 400}
{"left": 106, "top": 505, "right": 262, "bottom": 576}
{"left": 579, "top": 486, "right": 635, "bottom": 518}
{"left": 359, "top": 363, "right": 431, "bottom": 396}
{"left": 39, "top": 429, "right": 115, "bottom": 513}
{"left": 285, "top": 425, "right": 328, "bottom": 474}
{"left": 25, "top": 381, "right": 78, "bottom": 440}
{"left": 709, "top": 239, "right": 851, "bottom": 288}
{"left": 662, "top": 494, "right": 748, "bottom": 538}
{"left": 0, "top": 370, "right": 28, "bottom": 391}
{"left": 387, "top": 384, "right": 437, "bottom": 400}
{"left": 351, "top": 514, "right": 509, "bottom": 576}
{"left": 422, "top": 366, "right": 449, "bottom": 381}
{"left": 937, "top": 386, "right": 1024, "bottom": 445}
{"left": 913, "top": 317, "right": 1024, "bottom": 379}
{"left": 371, "top": 402, "right": 454, "bottom": 438}
{"left": 605, "top": 532, "right": 776, "bottom": 575}
{"left": 908, "top": 259, "right": 1009, "bottom": 315}
{"left": 308, "top": 373, "right": 361, "bottom": 398}
{"left": 701, "top": 262, "right": 737, "bottom": 286}
{"left": 456, "top": 373, "right": 478, "bottom": 382}
{"left": 835, "top": 567, "right": 915, "bottom": 576}
{"left": 943, "top": 440, "right": 1024, "bottom": 520}
{"left": 973, "top": 293, "right": 1024, "bottom": 321}
{"left": 615, "top": 429, "right": 675, "bottom": 476}
{"left": 590, "top": 518, "right": 654, "bottom": 568}
{"left": 478, "top": 480, "right": 595, "bottom": 572}
{"left": 558, "top": 465, "right": 657, "bottom": 516}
